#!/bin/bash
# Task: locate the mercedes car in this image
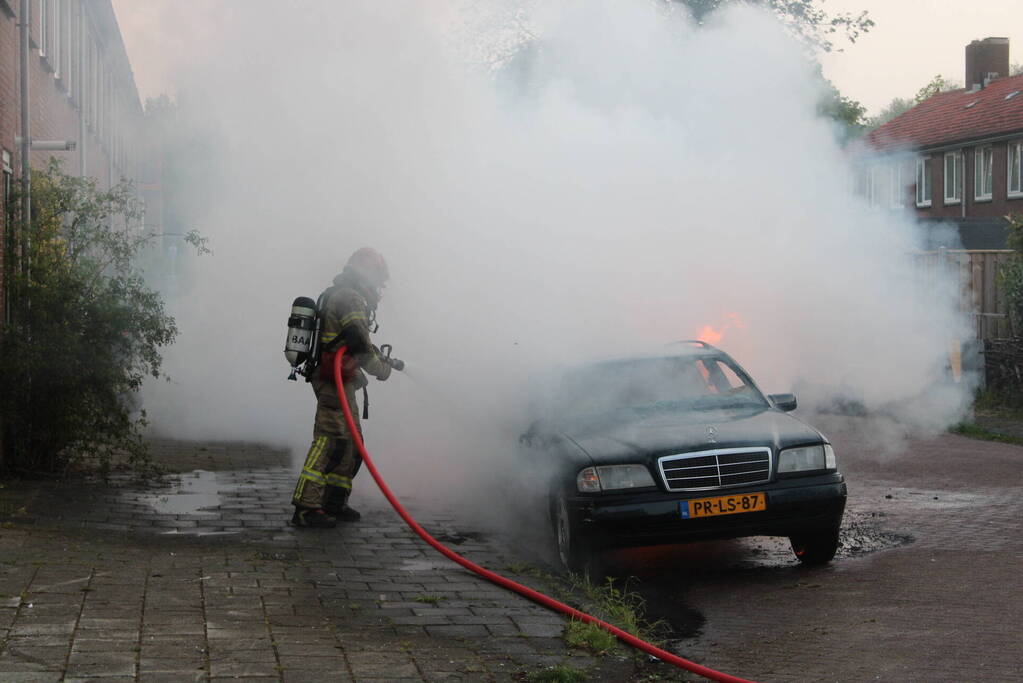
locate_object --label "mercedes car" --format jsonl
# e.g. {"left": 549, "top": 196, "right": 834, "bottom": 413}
{"left": 519, "top": 341, "right": 847, "bottom": 572}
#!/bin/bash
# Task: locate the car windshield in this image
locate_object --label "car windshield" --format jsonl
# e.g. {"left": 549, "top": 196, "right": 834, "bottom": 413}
{"left": 554, "top": 355, "right": 768, "bottom": 419}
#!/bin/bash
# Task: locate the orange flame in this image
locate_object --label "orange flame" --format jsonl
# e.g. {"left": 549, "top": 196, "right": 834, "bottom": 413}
{"left": 697, "top": 325, "right": 724, "bottom": 345}
{"left": 696, "top": 313, "right": 744, "bottom": 345}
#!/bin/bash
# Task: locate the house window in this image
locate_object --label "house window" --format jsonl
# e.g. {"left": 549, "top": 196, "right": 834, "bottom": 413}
{"left": 868, "top": 166, "right": 883, "bottom": 208}
{"left": 944, "top": 151, "right": 962, "bottom": 204}
{"left": 890, "top": 164, "right": 905, "bottom": 209}
{"left": 916, "top": 156, "right": 932, "bottom": 207}
{"left": 974, "top": 146, "right": 993, "bottom": 201}
{"left": 1009, "top": 141, "right": 1023, "bottom": 198}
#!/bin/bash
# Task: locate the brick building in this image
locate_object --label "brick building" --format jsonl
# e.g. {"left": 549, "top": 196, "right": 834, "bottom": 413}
{"left": 862, "top": 38, "right": 1023, "bottom": 249}
{"left": 0, "top": 0, "right": 146, "bottom": 322}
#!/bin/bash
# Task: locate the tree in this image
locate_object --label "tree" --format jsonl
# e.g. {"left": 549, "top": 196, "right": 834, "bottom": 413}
{"left": 675, "top": 0, "right": 873, "bottom": 52}
{"left": 817, "top": 77, "right": 866, "bottom": 138}
{"left": 864, "top": 75, "right": 961, "bottom": 131}
{"left": 0, "top": 160, "right": 206, "bottom": 476}
{"left": 913, "top": 74, "right": 959, "bottom": 103}
{"left": 862, "top": 97, "right": 914, "bottom": 130}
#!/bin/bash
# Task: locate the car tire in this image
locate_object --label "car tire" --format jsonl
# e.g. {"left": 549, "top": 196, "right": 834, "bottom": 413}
{"left": 789, "top": 527, "right": 840, "bottom": 565}
{"left": 553, "top": 494, "right": 596, "bottom": 576}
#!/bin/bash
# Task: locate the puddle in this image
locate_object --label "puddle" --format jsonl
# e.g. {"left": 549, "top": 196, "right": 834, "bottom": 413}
{"left": 139, "top": 470, "right": 241, "bottom": 517}
{"left": 838, "top": 512, "right": 913, "bottom": 557}
{"left": 433, "top": 530, "right": 486, "bottom": 545}
{"left": 400, "top": 558, "right": 450, "bottom": 572}
{"left": 632, "top": 581, "right": 706, "bottom": 642}
{"left": 881, "top": 487, "right": 989, "bottom": 510}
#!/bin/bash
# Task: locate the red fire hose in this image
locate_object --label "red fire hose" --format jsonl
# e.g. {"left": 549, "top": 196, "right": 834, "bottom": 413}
{"left": 332, "top": 347, "right": 756, "bottom": 683}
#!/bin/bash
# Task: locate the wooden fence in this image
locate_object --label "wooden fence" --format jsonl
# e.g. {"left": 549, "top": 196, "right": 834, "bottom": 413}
{"left": 914, "top": 249, "right": 1014, "bottom": 340}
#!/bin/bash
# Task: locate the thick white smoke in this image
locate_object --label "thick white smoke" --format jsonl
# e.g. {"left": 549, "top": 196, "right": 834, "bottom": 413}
{"left": 139, "top": 1, "right": 972, "bottom": 505}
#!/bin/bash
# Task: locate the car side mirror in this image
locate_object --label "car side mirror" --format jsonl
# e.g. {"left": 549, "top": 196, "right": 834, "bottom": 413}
{"left": 519, "top": 420, "right": 542, "bottom": 447}
{"left": 768, "top": 393, "right": 797, "bottom": 412}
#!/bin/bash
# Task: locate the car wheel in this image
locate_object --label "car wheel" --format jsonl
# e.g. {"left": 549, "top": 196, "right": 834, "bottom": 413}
{"left": 553, "top": 494, "right": 595, "bottom": 575}
{"left": 790, "top": 527, "right": 840, "bottom": 565}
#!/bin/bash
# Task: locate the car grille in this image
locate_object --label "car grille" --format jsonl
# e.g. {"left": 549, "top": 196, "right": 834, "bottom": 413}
{"left": 658, "top": 447, "right": 772, "bottom": 492}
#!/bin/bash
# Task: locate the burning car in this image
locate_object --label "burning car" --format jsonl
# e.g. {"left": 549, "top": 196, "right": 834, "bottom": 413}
{"left": 520, "top": 341, "right": 846, "bottom": 572}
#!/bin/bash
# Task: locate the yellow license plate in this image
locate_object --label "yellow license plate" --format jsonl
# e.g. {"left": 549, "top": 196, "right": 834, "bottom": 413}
{"left": 681, "top": 492, "right": 766, "bottom": 519}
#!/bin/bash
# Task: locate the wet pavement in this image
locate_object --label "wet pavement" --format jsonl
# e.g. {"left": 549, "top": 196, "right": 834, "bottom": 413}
{"left": 0, "top": 418, "right": 1021, "bottom": 682}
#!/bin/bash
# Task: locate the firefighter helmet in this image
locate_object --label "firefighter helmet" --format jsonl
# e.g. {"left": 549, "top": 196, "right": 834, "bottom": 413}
{"left": 345, "top": 247, "right": 389, "bottom": 290}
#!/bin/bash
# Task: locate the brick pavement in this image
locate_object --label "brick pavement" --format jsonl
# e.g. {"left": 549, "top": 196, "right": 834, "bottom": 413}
{"left": 0, "top": 440, "right": 673, "bottom": 683}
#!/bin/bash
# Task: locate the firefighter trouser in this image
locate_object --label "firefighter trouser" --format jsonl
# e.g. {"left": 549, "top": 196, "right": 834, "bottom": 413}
{"left": 292, "top": 379, "right": 363, "bottom": 510}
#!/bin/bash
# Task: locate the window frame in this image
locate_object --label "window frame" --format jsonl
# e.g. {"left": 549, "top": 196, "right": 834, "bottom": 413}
{"left": 890, "top": 164, "right": 905, "bottom": 209}
{"left": 916, "top": 156, "right": 932, "bottom": 207}
{"left": 38, "top": 0, "right": 48, "bottom": 58}
{"left": 867, "top": 166, "right": 883, "bottom": 208}
{"left": 1009, "top": 140, "right": 1023, "bottom": 199}
{"left": 944, "top": 151, "right": 963, "bottom": 205}
{"left": 51, "top": 0, "right": 60, "bottom": 79}
{"left": 974, "top": 145, "right": 993, "bottom": 201}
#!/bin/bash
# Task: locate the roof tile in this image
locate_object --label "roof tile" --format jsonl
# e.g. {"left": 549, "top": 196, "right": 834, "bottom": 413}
{"left": 866, "top": 73, "right": 1023, "bottom": 151}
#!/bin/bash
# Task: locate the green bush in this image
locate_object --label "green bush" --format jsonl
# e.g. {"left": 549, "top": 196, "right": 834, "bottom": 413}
{"left": 0, "top": 160, "right": 204, "bottom": 476}
{"left": 999, "top": 214, "right": 1023, "bottom": 337}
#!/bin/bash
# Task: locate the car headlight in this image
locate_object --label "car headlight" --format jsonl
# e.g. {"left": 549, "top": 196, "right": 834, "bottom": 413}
{"left": 778, "top": 444, "right": 836, "bottom": 473}
{"left": 576, "top": 465, "right": 655, "bottom": 492}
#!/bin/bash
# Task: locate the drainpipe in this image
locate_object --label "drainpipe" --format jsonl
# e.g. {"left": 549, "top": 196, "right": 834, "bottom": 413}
{"left": 962, "top": 147, "right": 967, "bottom": 220}
{"left": 78, "top": 1, "right": 86, "bottom": 177}
{"left": 19, "top": 0, "right": 31, "bottom": 279}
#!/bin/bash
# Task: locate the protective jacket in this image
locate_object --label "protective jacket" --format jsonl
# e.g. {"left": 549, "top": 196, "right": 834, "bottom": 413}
{"left": 317, "top": 270, "right": 392, "bottom": 389}
{"left": 292, "top": 269, "right": 391, "bottom": 512}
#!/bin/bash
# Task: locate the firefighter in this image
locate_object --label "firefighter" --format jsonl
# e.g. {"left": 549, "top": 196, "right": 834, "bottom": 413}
{"left": 291, "top": 247, "right": 402, "bottom": 528}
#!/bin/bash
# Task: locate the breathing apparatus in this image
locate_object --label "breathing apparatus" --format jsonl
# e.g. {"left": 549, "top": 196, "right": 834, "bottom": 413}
{"left": 283, "top": 293, "right": 404, "bottom": 380}
{"left": 284, "top": 296, "right": 322, "bottom": 381}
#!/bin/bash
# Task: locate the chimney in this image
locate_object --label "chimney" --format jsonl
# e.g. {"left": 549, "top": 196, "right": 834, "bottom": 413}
{"left": 965, "top": 37, "right": 1010, "bottom": 89}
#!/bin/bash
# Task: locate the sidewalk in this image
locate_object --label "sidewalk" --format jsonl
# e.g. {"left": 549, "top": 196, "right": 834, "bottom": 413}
{"left": 0, "top": 439, "right": 682, "bottom": 683}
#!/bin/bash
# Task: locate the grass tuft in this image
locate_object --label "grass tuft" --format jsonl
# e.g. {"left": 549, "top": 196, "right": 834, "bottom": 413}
{"left": 950, "top": 422, "right": 1023, "bottom": 446}
{"left": 526, "top": 663, "right": 587, "bottom": 682}
{"left": 412, "top": 594, "right": 445, "bottom": 605}
{"left": 564, "top": 619, "right": 617, "bottom": 654}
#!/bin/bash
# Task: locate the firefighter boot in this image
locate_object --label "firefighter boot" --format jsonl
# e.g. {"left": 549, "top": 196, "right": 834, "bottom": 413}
{"left": 324, "top": 487, "right": 361, "bottom": 522}
{"left": 291, "top": 506, "right": 337, "bottom": 529}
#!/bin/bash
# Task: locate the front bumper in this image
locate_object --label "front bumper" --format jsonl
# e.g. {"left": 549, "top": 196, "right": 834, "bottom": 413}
{"left": 568, "top": 473, "right": 847, "bottom": 549}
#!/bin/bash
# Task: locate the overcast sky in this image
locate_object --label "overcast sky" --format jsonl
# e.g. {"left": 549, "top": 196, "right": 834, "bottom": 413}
{"left": 819, "top": 0, "right": 1020, "bottom": 112}
{"left": 111, "top": 0, "right": 1020, "bottom": 115}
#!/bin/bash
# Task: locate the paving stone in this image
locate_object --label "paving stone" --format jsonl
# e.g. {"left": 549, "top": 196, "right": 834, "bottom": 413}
{"left": 140, "top": 642, "right": 206, "bottom": 659}
{"left": 346, "top": 652, "right": 419, "bottom": 679}
{"left": 277, "top": 655, "right": 347, "bottom": 671}
{"left": 77, "top": 617, "right": 138, "bottom": 630}
{"left": 0, "top": 644, "right": 68, "bottom": 669}
{"left": 281, "top": 670, "right": 353, "bottom": 683}
{"left": 209, "top": 659, "right": 281, "bottom": 678}
{"left": 513, "top": 621, "right": 565, "bottom": 638}
{"left": 424, "top": 624, "right": 489, "bottom": 638}
{"left": 65, "top": 650, "right": 136, "bottom": 677}
{"left": 140, "top": 673, "right": 207, "bottom": 683}
{"left": 206, "top": 637, "right": 272, "bottom": 651}
{"left": 139, "top": 656, "right": 206, "bottom": 673}
{"left": 8, "top": 622, "right": 76, "bottom": 637}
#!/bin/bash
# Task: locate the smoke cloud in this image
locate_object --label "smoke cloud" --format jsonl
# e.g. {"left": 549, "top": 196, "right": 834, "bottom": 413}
{"left": 139, "top": 1, "right": 972, "bottom": 511}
